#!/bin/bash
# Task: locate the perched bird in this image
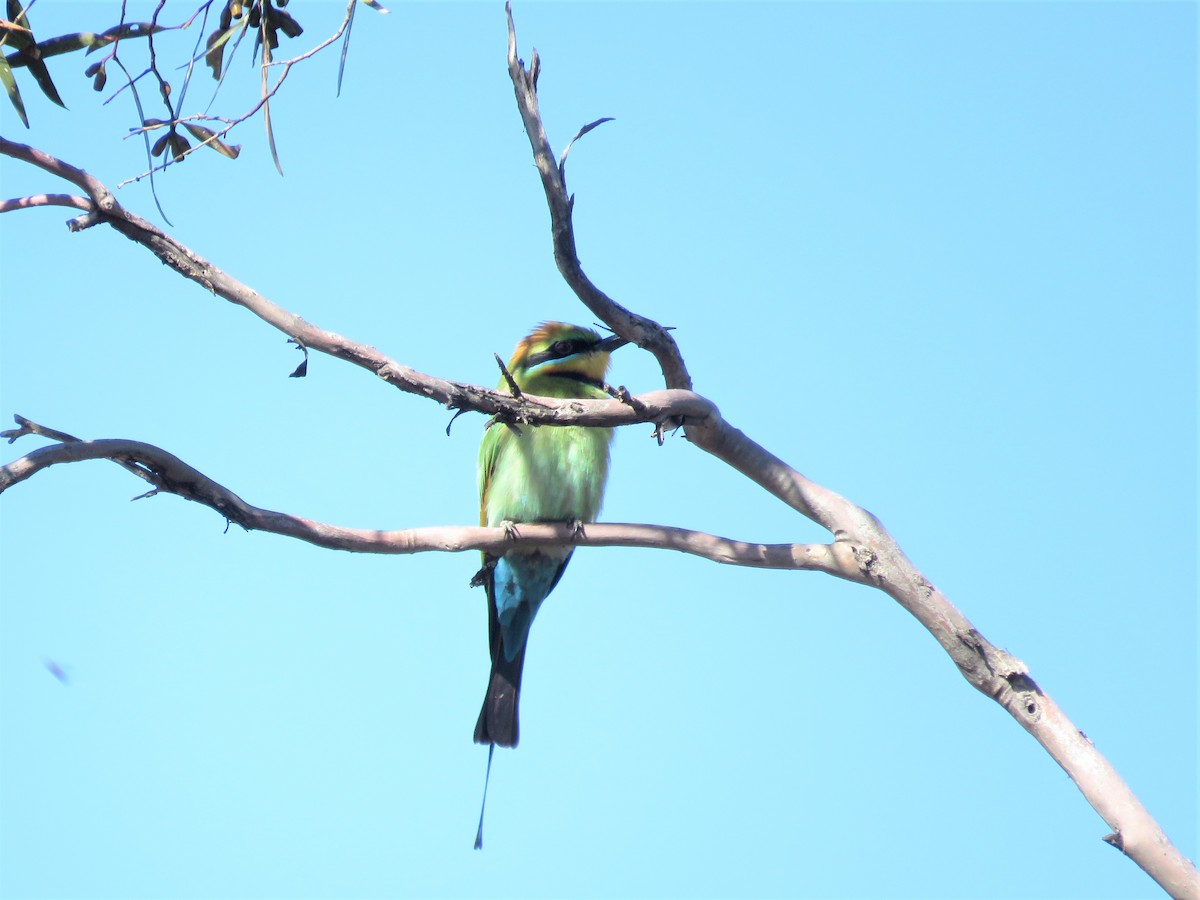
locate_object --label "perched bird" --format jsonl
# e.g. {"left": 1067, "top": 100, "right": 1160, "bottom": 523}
{"left": 474, "top": 322, "right": 627, "bottom": 749}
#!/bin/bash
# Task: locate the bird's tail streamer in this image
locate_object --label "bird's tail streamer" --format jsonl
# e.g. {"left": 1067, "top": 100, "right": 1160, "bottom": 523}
{"left": 473, "top": 742, "right": 495, "bottom": 850}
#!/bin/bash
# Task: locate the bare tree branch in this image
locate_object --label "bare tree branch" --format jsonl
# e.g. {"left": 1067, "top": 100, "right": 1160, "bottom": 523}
{"left": 0, "top": 9, "right": 1193, "bottom": 898}
{"left": 0, "top": 192, "right": 90, "bottom": 212}
{"left": 502, "top": 6, "right": 1199, "bottom": 899}
{"left": 0, "top": 136, "right": 116, "bottom": 203}
{"left": 503, "top": 5, "right": 689, "bottom": 392}
{"left": 0, "top": 134, "right": 711, "bottom": 431}
{"left": 0, "top": 422, "right": 856, "bottom": 578}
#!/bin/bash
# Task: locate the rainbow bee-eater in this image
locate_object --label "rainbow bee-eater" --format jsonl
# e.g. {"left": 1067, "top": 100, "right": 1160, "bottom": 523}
{"left": 474, "top": 322, "right": 627, "bottom": 749}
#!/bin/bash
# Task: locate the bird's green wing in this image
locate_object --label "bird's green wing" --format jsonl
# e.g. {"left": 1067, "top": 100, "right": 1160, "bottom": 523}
{"left": 477, "top": 421, "right": 509, "bottom": 527}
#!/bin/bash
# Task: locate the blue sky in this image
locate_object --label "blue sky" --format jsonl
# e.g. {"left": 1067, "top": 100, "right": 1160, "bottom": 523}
{"left": 1, "top": 3, "right": 1195, "bottom": 899}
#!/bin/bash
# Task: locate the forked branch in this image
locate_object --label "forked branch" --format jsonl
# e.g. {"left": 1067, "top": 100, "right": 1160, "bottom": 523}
{"left": 0, "top": 134, "right": 710, "bottom": 431}
{"left": 502, "top": 6, "right": 1198, "bottom": 898}
{"left": 0, "top": 8, "right": 1194, "bottom": 897}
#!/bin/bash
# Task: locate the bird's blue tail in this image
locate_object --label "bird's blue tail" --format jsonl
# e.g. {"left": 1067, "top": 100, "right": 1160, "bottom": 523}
{"left": 474, "top": 549, "right": 572, "bottom": 747}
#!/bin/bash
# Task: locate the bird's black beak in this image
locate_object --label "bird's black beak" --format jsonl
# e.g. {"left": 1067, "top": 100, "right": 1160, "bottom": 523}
{"left": 595, "top": 333, "right": 629, "bottom": 353}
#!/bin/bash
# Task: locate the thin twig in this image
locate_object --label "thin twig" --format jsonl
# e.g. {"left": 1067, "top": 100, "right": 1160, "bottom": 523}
{"left": 494, "top": 353, "right": 522, "bottom": 398}
{"left": 117, "top": 0, "right": 359, "bottom": 186}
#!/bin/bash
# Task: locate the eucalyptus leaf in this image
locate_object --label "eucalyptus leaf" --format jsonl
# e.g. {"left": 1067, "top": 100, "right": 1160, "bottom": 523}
{"left": 0, "top": 19, "right": 35, "bottom": 52}
{"left": 183, "top": 123, "right": 241, "bottom": 159}
{"left": 204, "top": 23, "right": 242, "bottom": 79}
{"left": 29, "top": 32, "right": 96, "bottom": 57}
{"left": 24, "top": 53, "right": 66, "bottom": 107}
{"left": 83, "top": 22, "right": 165, "bottom": 55}
{"left": 0, "top": 53, "right": 28, "bottom": 127}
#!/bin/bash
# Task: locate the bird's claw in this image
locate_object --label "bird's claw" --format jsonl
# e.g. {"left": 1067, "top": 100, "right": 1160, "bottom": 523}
{"left": 469, "top": 557, "right": 496, "bottom": 588}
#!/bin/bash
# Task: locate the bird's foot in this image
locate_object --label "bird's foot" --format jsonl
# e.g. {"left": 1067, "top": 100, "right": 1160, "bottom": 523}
{"left": 651, "top": 418, "right": 686, "bottom": 446}
{"left": 500, "top": 520, "right": 520, "bottom": 540}
{"left": 469, "top": 557, "right": 497, "bottom": 589}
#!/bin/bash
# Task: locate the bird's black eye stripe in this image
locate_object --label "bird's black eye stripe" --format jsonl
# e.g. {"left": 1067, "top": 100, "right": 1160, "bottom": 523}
{"left": 551, "top": 339, "right": 583, "bottom": 358}
{"left": 525, "top": 338, "right": 596, "bottom": 370}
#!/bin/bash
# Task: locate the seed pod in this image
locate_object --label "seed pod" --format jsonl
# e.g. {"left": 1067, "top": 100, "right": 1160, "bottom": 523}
{"left": 276, "top": 9, "right": 303, "bottom": 38}
{"left": 169, "top": 133, "right": 190, "bottom": 163}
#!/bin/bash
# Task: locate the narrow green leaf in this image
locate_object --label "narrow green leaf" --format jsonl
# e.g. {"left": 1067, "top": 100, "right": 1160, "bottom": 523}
{"left": 0, "top": 3, "right": 62, "bottom": 108}
{"left": 29, "top": 31, "right": 95, "bottom": 57}
{"left": 0, "top": 19, "right": 35, "bottom": 51}
{"left": 261, "top": 39, "right": 282, "bottom": 175}
{"left": 360, "top": 0, "right": 389, "bottom": 12}
{"left": 4, "top": 26, "right": 66, "bottom": 109}
{"left": 112, "top": 54, "right": 172, "bottom": 226}
{"left": 183, "top": 122, "right": 241, "bottom": 159}
{"left": 26, "top": 54, "right": 65, "bottom": 107}
{"left": 336, "top": 0, "right": 356, "bottom": 97}
{"left": 204, "top": 29, "right": 225, "bottom": 79}
{"left": 3, "top": 27, "right": 152, "bottom": 69}
{"left": 83, "top": 22, "right": 165, "bottom": 55}
{"left": 0, "top": 52, "right": 28, "bottom": 127}
{"left": 204, "top": 20, "right": 249, "bottom": 109}
{"left": 264, "top": 92, "right": 282, "bottom": 175}
{"left": 204, "top": 23, "right": 241, "bottom": 79}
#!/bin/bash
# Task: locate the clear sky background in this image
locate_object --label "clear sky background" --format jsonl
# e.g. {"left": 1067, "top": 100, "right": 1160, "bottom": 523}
{"left": 0, "top": 3, "right": 1195, "bottom": 899}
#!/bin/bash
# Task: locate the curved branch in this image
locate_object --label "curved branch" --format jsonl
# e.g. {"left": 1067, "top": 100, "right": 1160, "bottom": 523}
{"left": 1, "top": 15, "right": 1193, "bottom": 897}
{"left": 0, "top": 134, "right": 710, "bottom": 431}
{"left": 503, "top": 3, "right": 690, "bottom": 392}
{"left": 502, "top": 8, "right": 1198, "bottom": 899}
{"left": 0, "top": 428, "right": 856, "bottom": 578}
{"left": 0, "top": 192, "right": 91, "bottom": 213}
{"left": 0, "top": 136, "right": 118, "bottom": 207}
